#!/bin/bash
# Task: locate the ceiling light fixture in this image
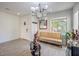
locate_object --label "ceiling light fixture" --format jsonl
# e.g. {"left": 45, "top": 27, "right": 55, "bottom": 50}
{"left": 31, "top": 3, "right": 48, "bottom": 20}
{"left": 17, "top": 13, "right": 20, "bottom": 15}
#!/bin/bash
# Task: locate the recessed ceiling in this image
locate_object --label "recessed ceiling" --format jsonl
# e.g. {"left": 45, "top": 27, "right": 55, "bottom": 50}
{"left": 0, "top": 2, "right": 75, "bottom": 16}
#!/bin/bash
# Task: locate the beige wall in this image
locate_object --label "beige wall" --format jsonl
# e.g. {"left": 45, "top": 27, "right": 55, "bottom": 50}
{"left": 20, "top": 15, "right": 33, "bottom": 41}
{"left": 0, "top": 12, "right": 20, "bottom": 43}
{"left": 73, "top": 3, "right": 79, "bottom": 30}
{"left": 20, "top": 15, "right": 38, "bottom": 41}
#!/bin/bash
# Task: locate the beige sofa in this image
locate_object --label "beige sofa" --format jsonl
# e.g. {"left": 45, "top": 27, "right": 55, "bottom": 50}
{"left": 39, "top": 32, "right": 62, "bottom": 45}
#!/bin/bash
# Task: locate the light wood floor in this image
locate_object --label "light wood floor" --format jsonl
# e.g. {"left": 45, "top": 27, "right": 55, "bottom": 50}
{"left": 0, "top": 39, "right": 31, "bottom": 56}
{"left": 0, "top": 39, "right": 66, "bottom": 56}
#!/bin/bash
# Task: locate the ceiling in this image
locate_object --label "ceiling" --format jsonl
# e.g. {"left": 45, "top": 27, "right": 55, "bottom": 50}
{"left": 0, "top": 2, "right": 75, "bottom": 16}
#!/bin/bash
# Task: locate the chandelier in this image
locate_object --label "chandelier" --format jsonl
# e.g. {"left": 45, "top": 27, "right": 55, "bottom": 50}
{"left": 31, "top": 3, "right": 48, "bottom": 20}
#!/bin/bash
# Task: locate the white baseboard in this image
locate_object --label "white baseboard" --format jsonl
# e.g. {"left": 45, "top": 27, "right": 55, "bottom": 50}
{"left": 0, "top": 38, "right": 19, "bottom": 44}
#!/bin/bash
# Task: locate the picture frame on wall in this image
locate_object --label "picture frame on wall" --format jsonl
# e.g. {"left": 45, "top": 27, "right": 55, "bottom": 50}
{"left": 39, "top": 20, "right": 47, "bottom": 29}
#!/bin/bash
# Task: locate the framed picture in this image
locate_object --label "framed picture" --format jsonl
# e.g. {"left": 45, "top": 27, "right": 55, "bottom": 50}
{"left": 39, "top": 20, "right": 47, "bottom": 29}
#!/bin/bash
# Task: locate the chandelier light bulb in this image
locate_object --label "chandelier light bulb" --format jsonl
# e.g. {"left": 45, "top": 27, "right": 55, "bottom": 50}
{"left": 45, "top": 5, "right": 48, "bottom": 9}
{"left": 17, "top": 12, "right": 20, "bottom": 15}
{"left": 31, "top": 7, "right": 35, "bottom": 11}
{"left": 35, "top": 7, "right": 39, "bottom": 10}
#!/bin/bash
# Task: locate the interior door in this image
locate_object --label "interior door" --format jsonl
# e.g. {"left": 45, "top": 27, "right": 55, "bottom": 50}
{"left": 31, "top": 22, "right": 38, "bottom": 40}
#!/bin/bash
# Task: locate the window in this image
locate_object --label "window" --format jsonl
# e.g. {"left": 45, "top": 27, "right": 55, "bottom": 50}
{"left": 50, "top": 18, "right": 67, "bottom": 33}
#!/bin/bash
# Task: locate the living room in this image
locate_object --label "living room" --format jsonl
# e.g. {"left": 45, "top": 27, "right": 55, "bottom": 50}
{"left": 0, "top": 2, "right": 79, "bottom": 56}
